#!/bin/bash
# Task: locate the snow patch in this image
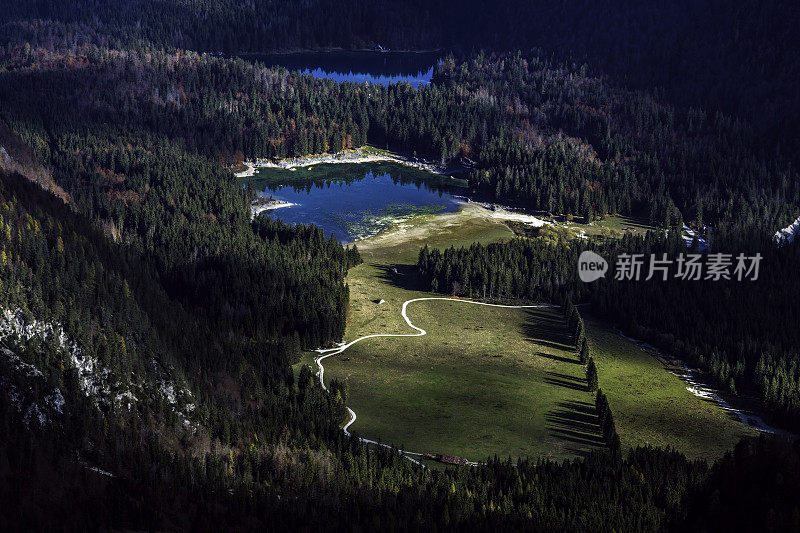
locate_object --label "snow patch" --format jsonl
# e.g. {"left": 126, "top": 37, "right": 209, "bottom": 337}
{"left": 46, "top": 389, "right": 65, "bottom": 415}
{"left": 234, "top": 162, "right": 257, "bottom": 178}
{"left": 115, "top": 390, "right": 137, "bottom": 410}
{"left": 455, "top": 198, "right": 548, "bottom": 227}
{"left": 235, "top": 146, "right": 455, "bottom": 177}
{"left": 615, "top": 327, "right": 784, "bottom": 435}
{"left": 774, "top": 215, "right": 800, "bottom": 245}
{"left": 1, "top": 347, "right": 43, "bottom": 378}
{"left": 488, "top": 207, "right": 547, "bottom": 226}
{"left": 160, "top": 380, "right": 198, "bottom": 433}
{"left": 24, "top": 402, "right": 47, "bottom": 426}
{"left": 0, "top": 374, "right": 63, "bottom": 428}
{"left": 0, "top": 308, "right": 105, "bottom": 400}
{"left": 76, "top": 458, "right": 115, "bottom": 478}
{"left": 87, "top": 466, "right": 115, "bottom": 477}
{"left": 682, "top": 224, "right": 709, "bottom": 251}
{"left": 250, "top": 200, "right": 297, "bottom": 219}
{"left": 0, "top": 307, "right": 197, "bottom": 432}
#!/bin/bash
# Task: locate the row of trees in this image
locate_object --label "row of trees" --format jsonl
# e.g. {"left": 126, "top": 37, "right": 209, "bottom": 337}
{"left": 596, "top": 390, "right": 621, "bottom": 458}
{"left": 565, "top": 298, "right": 586, "bottom": 352}
{"left": 564, "top": 298, "right": 604, "bottom": 434}
{"left": 565, "top": 297, "right": 599, "bottom": 391}
{"left": 417, "top": 230, "right": 800, "bottom": 431}
{"left": 417, "top": 239, "right": 584, "bottom": 302}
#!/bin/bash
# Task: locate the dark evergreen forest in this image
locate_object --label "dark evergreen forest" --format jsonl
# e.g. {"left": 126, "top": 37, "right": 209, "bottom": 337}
{"left": 2, "top": 0, "right": 797, "bottom": 157}
{"left": 0, "top": 45, "right": 795, "bottom": 236}
{"left": 418, "top": 232, "right": 800, "bottom": 431}
{"left": 1, "top": 1, "right": 799, "bottom": 530}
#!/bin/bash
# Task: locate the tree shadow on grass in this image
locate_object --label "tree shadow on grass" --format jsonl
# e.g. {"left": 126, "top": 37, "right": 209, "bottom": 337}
{"left": 544, "top": 378, "right": 587, "bottom": 392}
{"left": 373, "top": 262, "right": 424, "bottom": 291}
{"left": 546, "top": 400, "right": 605, "bottom": 452}
{"left": 536, "top": 351, "right": 580, "bottom": 365}
{"left": 521, "top": 308, "right": 576, "bottom": 351}
{"left": 544, "top": 371, "right": 588, "bottom": 392}
{"left": 548, "top": 371, "right": 586, "bottom": 383}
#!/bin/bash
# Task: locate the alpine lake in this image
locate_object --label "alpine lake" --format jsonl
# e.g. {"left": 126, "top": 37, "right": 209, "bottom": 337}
{"left": 241, "top": 161, "right": 468, "bottom": 243}
{"left": 239, "top": 50, "right": 459, "bottom": 242}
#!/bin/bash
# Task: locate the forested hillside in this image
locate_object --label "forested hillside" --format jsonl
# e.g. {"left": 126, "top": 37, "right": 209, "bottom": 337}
{"left": 418, "top": 229, "right": 800, "bottom": 431}
{"left": 0, "top": 174, "right": 748, "bottom": 531}
{"left": 2, "top": 0, "right": 797, "bottom": 157}
{"left": 1, "top": 45, "right": 796, "bottom": 237}
{"left": 1, "top": 1, "right": 799, "bottom": 530}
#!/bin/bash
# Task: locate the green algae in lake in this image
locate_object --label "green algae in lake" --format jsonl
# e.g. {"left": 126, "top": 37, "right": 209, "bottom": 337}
{"left": 242, "top": 163, "right": 462, "bottom": 243}
{"left": 329, "top": 203, "right": 449, "bottom": 241}
{"left": 381, "top": 203, "right": 447, "bottom": 216}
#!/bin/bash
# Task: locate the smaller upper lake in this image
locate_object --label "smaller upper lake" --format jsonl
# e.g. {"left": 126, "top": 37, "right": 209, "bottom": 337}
{"left": 243, "top": 162, "right": 466, "bottom": 243}
{"left": 247, "top": 50, "right": 440, "bottom": 87}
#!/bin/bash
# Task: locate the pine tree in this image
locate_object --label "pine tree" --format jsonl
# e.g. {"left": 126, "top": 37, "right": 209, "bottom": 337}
{"left": 586, "top": 357, "right": 598, "bottom": 392}
{"left": 580, "top": 337, "right": 589, "bottom": 364}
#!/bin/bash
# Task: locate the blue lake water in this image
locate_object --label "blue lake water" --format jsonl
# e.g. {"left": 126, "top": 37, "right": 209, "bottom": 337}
{"left": 244, "top": 162, "right": 466, "bottom": 243}
{"left": 247, "top": 50, "right": 439, "bottom": 87}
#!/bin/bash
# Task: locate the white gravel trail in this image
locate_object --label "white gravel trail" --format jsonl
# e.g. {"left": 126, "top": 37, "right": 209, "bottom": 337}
{"left": 314, "top": 297, "right": 555, "bottom": 465}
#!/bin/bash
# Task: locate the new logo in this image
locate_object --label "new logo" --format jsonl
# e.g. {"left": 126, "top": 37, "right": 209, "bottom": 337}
{"left": 578, "top": 251, "right": 608, "bottom": 282}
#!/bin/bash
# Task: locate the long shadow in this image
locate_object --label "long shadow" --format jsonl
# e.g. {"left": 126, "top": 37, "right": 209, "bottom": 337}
{"left": 544, "top": 371, "right": 588, "bottom": 392}
{"left": 546, "top": 400, "right": 605, "bottom": 449}
{"left": 373, "top": 262, "right": 424, "bottom": 291}
{"left": 544, "top": 377, "right": 588, "bottom": 392}
{"left": 536, "top": 351, "right": 580, "bottom": 365}
{"left": 530, "top": 339, "right": 575, "bottom": 351}
{"left": 564, "top": 446, "right": 594, "bottom": 457}
{"left": 558, "top": 400, "right": 597, "bottom": 416}
{"left": 549, "top": 428, "right": 606, "bottom": 447}
{"left": 547, "top": 371, "right": 586, "bottom": 383}
{"left": 521, "top": 308, "right": 576, "bottom": 351}
{"left": 546, "top": 411, "right": 599, "bottom": 433}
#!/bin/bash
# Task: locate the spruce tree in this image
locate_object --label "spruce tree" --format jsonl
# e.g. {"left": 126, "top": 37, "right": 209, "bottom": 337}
{"left": 586, "top": 357, "right": 598, "bottom": 392}
{"left": 580, "top": 337, "right": 589, "bottom": 364}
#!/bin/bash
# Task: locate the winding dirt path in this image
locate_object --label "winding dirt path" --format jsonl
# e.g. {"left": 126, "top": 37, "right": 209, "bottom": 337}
{"left": 314, "top": 297, "right": 555, "bottom": 465}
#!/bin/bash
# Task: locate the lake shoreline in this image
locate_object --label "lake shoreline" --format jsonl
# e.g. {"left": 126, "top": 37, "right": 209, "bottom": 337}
{"left": 355, "top": 199, "right": 549, "bottom": 251}
{"left": 250, "top": 200, "right": 297, "bottom": 219}
{"left": 234, "top": 146, "right": 469, "bottom": 179}
{"left": 242, "top": 159, "right": 468, "bottom": 242}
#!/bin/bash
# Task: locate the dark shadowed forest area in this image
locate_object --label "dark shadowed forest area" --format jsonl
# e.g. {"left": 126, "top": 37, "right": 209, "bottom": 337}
{"left": 1, "top": 1, "right": 800, "bottom": 530}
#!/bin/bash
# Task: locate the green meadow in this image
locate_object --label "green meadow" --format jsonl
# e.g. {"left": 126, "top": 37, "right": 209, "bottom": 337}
{"left": 295, "top": 188, "right": 756, "bottom": 461}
